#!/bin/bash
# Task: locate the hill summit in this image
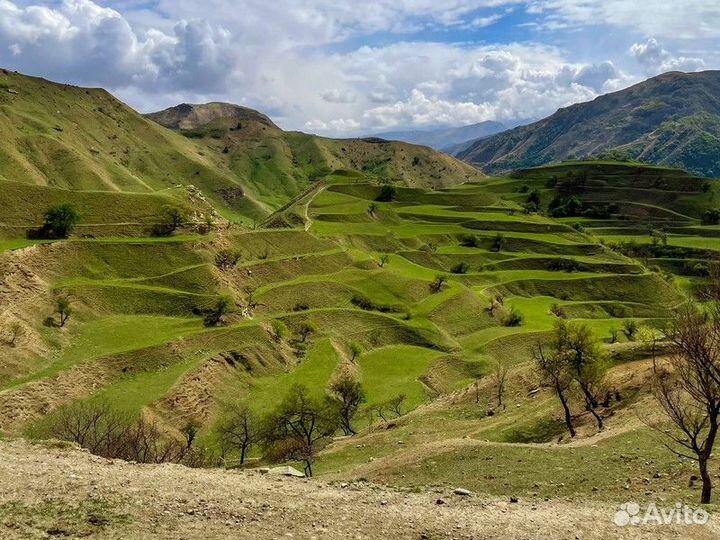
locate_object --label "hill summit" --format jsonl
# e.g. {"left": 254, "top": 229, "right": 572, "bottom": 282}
{"left": 458, "top": 70, "right": 720, "bottom": 177}
{"left": 145, "top": 102, "right": 278, "bottom": 130}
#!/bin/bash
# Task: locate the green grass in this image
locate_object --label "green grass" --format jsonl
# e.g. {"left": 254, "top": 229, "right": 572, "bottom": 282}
{"left": 244, "top": 338, "right": 339, "bottom": 415}
{"left": 2, "top": 316, "right": 206, "bottom": 391}
{"left": 0, "top": 239, "right": 52, "bottom": 252}
{"left": 358, "top": 345, "right": 445, "bottom": 409}
{"left": 6, "top": 158, "right": 715, "bottom": 505}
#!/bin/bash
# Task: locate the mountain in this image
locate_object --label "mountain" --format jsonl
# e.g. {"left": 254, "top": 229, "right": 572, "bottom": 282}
{"left": 0, "top": 69, "right": 482, "bottom": 225}
{"left": 146, "top": 103, "right": 483, "bottom": 215}
{"left": 370, "top": 121, "right": 505, "bottom": 152}
{"left": 145, "top": 102, "right": 278, "bottom": 130}
{"left": 458, "top": 71, "right": 720, "bottom": 177}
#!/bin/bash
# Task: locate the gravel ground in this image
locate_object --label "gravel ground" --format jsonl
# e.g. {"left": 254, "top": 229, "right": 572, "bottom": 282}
{"left": 0, "top": 439, "right": 716, "bottom": 540}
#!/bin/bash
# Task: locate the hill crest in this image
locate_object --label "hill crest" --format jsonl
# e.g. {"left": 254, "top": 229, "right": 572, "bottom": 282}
{"left": 145, "top": 102, "right": 279, "bottom": 130}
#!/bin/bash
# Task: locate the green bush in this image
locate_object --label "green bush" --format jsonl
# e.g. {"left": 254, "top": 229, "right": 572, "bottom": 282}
{"left": 39, "top": 203, "right": 80, "bottom": 239}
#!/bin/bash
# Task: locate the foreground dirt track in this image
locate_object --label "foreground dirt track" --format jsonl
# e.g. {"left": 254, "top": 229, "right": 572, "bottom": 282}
{"left": 0, "top": 440, "right": 716, "bottom": 540}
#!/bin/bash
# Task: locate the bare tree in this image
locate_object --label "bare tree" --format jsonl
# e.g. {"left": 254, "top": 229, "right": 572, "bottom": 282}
{"left": 492, "top": 358, "right": 509, "bottom": 410}
{"left": 45, "top": 401, "right": 200, "bottom": 465}
{"left": 388, "top": 394, "right": 406, "bottom": 417}
{"left": 55, "top": 297, "right": 72, "bottom": 327}
{"left": 653, "top": 304, "right": 720, "bottom": 504}
{"left": 263, "top": 384, "right": 338, "bottom": 477}
{"left": 216, "top": 402, "right": 258, "bottom": 465}
{"left": 532, "top": 341, "right": 576, "bottom": 438}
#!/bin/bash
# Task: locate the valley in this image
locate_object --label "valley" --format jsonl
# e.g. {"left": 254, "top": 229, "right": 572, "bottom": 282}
{"left": 2, "top": 69, "right": 720, "bottom": 539}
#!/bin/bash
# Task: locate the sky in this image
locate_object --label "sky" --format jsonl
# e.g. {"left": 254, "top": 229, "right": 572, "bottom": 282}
{"left": 0, "top": 1, "right": 718, "bottom": 135}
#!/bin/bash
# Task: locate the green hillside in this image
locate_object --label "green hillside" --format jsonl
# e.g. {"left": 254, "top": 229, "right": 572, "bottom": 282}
{"left": 146, "top": 102, "right": 484, "bottom": 215}
{"left": 2, "top": 90, "right": 719, "bottom": 507}
{"left": 0, "top": 70, "right": 482, "bottom": 227}
{"left": 459, "top": 70, "right": 720, "bottom": 177}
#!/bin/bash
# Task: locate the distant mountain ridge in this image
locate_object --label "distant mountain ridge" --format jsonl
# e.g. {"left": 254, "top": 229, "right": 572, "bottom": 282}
{"left": 370, "top": 121, "right": 506, "bottom": 152}
{"left": 458, "top": 71, "right": 720, "bottom": 177}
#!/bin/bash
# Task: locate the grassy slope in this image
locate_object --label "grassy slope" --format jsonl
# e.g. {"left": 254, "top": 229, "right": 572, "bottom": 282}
{"left": 2, "top": 160, "right": 718, "bottom": 505}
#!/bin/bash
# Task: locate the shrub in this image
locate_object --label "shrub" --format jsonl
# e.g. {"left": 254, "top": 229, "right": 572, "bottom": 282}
{"left": 215, "top": 249, "right": 241, "bottom": 271}
{"left": 270, "top": 319, "right": 289, "bottom": 342}
{"left": 38, "top": 203, "right": 80, "bottom": 239}
{"left": 491, "top": 233, "right": 505, "bottom": 253}
{"left": 40, "top": 401, "right": 210, "bottom": 466}
{"left": 526, "top": 189, "right": 541, "bottom": 207}
{"left": 502, "top": 306, "right": 523, "bottom": 327}
{"left": 203, "top": 296, "right": 233, "bottom": 327}
{"left": 451, "top": 261, "right": 469, "bottom": 274}
{"left": 622, "top": 319, "right": 638, "bottom": 341}
{"left": 376, "top": 185, "right": 397, "bottom": 202}
{"left": 702, "top": 209, "right": 720, "bottom": 225}
{"left": 430, "top": 274, "right": 447, "bottom": 293}
{"left": 459, "top": 234, "right": 479, "bottom": 248}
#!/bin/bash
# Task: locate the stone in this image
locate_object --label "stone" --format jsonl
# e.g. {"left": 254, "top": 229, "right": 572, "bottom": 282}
{"left": 453, "top": 488, "right": 472, "bottom": 497}
{"left": 268, "top": 466, "right": 305, "bottom": 478}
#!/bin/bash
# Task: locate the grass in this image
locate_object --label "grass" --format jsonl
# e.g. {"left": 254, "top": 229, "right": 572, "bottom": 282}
{"left": 244, "top": 338, "right": 339, "bottom": 415}
{"left": 358, "top": 345, "right": 446, "bottom": 409}
{"left": 5, "top": 159, "right": 717, "bottom": 504}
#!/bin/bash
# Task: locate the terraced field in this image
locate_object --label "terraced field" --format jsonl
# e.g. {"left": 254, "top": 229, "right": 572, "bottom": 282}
{"left": 3, "top": 161, "right": 719, "bottom": 504}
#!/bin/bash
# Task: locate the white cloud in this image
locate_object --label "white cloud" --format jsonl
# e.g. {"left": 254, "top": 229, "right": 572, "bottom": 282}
{"left": 532, "top": 0, "right": 720, "bottom": 40}
{"left": 0, "top": 0, "right": 714, "bottom": 137}
{"left": 630, "top": 38, "right": 706, "bottom": 76}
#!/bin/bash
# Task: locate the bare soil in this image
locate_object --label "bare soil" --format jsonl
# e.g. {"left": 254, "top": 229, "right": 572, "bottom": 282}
{"left": 0, "top": 439, "right": 716, "bottom": 540}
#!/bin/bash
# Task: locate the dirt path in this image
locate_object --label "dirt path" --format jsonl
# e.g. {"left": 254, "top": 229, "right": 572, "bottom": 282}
{"left": 0, "top": 439, "right": 715, "bottom": 540}
{"left": 303, "top": 184, "right": 326, "bottom": 231}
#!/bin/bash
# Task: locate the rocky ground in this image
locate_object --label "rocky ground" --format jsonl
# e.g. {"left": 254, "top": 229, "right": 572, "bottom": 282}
{"left": 0, "top": 439, "right": 715, "bottom": 540}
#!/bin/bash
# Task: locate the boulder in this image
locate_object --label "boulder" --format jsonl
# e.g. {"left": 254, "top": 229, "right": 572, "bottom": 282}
{"left": 268, "top": 466, "right": 305, "bottom": 478}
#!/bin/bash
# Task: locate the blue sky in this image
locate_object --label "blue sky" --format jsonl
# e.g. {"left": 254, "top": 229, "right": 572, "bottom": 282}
{"left": 0, "top": 1, "right": 717, "bottom": 134}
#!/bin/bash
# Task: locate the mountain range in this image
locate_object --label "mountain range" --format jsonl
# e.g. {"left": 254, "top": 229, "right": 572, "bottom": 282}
{"left": 369, "top": 120, "right": 506, "bottom": 152}
{"left": 457, "top": 70, "right": 720, "bottom": 177}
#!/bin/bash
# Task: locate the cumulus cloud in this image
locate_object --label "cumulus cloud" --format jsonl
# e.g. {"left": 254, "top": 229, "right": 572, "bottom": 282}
{"left": 630, "top": 38, "right": 706, "bottom": 76}
{"left": 0, "top": 0, "right": 714, "bottom": 136}
{"left": 0, "top": 0, "right": 246, "bottom": 93}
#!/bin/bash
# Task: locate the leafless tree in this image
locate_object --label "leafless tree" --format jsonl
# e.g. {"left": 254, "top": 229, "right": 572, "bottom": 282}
{"left": 492, "top": 358, "right": 509, "bottom": 409}
{"left": 45, "top": 401, "right": 204, "bottom": 466}
{"left": 533, "top": 341, "right": 576, "bottom": 438}
{"left": 262, "top": 384, "right": 338, "bottom": 477}
{"left": 216, "top": 402, "right": 258, "bottom": 465}
{"left": 388, "top": 394, "right": 406, "bottom": 417}
{"left": 653, "top": 304, "right": 720, "bottom": 504}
